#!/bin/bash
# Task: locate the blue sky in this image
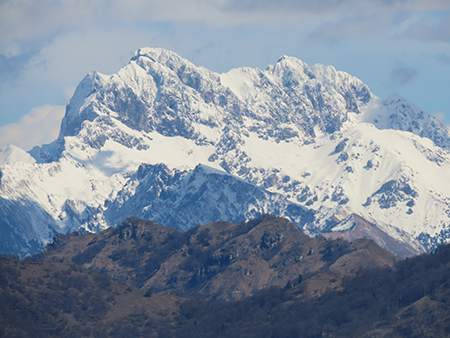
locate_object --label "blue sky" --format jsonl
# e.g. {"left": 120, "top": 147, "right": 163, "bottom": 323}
{"left": 0, "top": 0, "right": 449, "bottom": 150}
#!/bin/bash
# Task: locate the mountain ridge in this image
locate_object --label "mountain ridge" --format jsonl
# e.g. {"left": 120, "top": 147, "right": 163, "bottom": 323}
{"left": 1, "top": 47, "right": 449, "bottom": 256}
{"left": 38, "top": 215, "right": 400, "bottom": 301}
{"left": 3, "top": 218, "right": 450, "bottom": 337}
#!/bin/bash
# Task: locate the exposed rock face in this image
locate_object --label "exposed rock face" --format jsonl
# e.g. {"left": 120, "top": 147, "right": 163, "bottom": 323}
{"left": 93, "top": 163, "right": 314, "bottom": 233}
{"left": 1, "top": 47, "right": 450, "bottom": 256}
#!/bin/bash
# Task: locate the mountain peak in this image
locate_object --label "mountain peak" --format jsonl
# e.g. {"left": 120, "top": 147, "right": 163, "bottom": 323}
{"left": 1, "top": 47, "right": 450, "bottom": 258}
{"left": 131, "top": 47, "right": 186, "bottom": 66}
{"left": 58, "top": 70, "right": 109, "bottom": 139}
{"left": 276, "top": 54, "right": 309, "bottom": 67}
{"left": 384, "top": 92, "right": 405, "bottom": 105}
{"left": 381, "top": 92, "right": 450, "bottom": 149}
{"left": 0, "top": 145, "right": 35, "bottom": 165}
{"left": 273, "top": 55, "right": 316, "bottom": 81}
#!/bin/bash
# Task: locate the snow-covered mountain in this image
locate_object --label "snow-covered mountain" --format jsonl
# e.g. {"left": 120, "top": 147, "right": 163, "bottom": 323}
{"left": 2, "top": 47, "right": 450, "bottom": 257}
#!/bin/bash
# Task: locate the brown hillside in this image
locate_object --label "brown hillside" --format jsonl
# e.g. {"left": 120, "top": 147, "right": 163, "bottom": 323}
{"left": 0, "top": 255, "right": 184, "bottom": 338}
{"left": 4, "top": 241, "right": 450, "bottom": 337}
{"left": 38, "top": 215, "right": 399, "bottom": 300}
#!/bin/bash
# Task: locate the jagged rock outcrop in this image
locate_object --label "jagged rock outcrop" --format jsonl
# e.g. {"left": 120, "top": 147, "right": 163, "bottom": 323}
{"left": 1, "top": 48, "right": 450, "bottom": 256}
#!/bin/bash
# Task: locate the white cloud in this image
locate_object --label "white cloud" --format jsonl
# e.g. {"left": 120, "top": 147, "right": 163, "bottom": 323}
{"left": 2, "top": 0, "right": 449, "bottom": 56}
{"left": 404, "top": 14, "right": 450, "bottom": 42}
{"left": 0, "top": 104, "right": 65, "bottom": 150}
{"left": 307, "top": 14, "right": 398, "bottom": 42}
{"left": 432, "top": 110, "right": 447, "bottom": 123}
{"left": 0, "top": 0, "right": 228, "bottom": 56}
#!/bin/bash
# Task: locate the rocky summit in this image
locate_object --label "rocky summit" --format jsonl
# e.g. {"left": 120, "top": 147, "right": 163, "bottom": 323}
{"left": 1, "top": 48, "right": 450, "bottom": 256}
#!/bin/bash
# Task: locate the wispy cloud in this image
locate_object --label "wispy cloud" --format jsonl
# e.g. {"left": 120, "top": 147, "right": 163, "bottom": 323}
{"left": 403, "top": 13, "right": 450, "bottom": 42}
{"left": 432, "top": 109, "right": 447, "bottom": 123}
{"left": 221, "top": 0, "right": 450, "bottom": 15}
{"left": 2, "top": 0, "right": 449, "bottom": 56}
{"left": 0, "top": 51, "right": 35, "bottom": 85}
{"left": 307, "top": 15, "right": 397, "bottom": 43}
{"left": 390, "top": 66, "right": 419, "bottom": 85}
{"left": 0, "top": 105, "right": 65, "bottom": 150}
{"left": 434, "top": 53, "right": 450, "bottom": 65}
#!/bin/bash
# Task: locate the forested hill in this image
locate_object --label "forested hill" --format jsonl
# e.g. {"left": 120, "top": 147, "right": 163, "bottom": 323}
{"left": 1, "top": 218, "right": 450, "bottom": 337}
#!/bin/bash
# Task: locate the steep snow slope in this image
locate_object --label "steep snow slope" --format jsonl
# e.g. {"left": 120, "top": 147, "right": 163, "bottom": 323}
{"left": 2, "top": 47, "right": 450, "bottom": 256}
{"left": 0, "top": 145, "right": 36, "bottom": 165}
